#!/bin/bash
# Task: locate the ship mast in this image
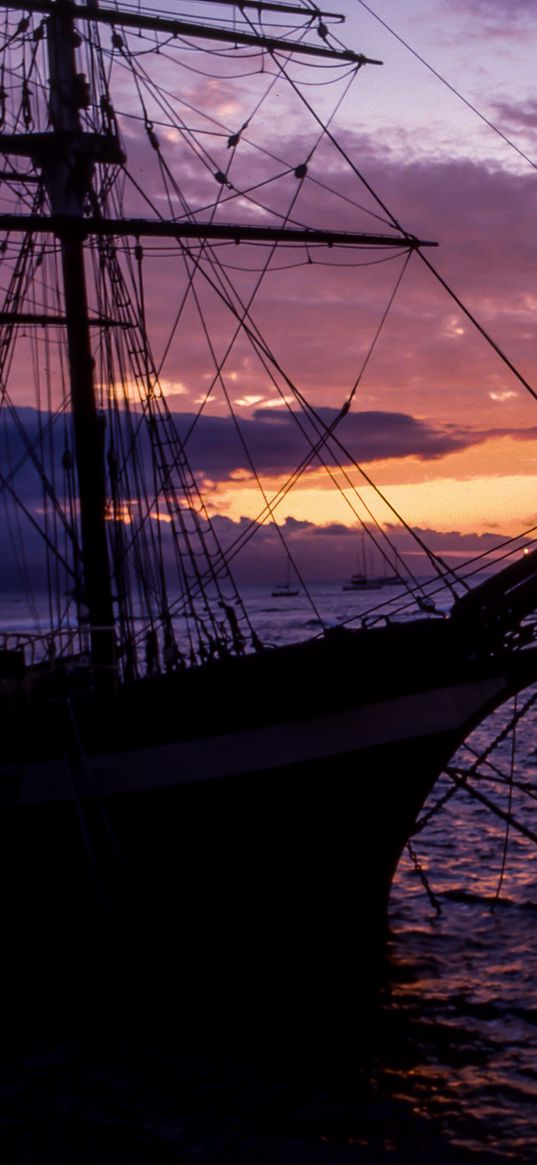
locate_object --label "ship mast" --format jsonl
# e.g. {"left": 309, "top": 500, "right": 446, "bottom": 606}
{"left": 45, "top": 0, "right": 116, "bottom": 675}
{"left": 0, "top": 0, "right": 121, "bottom": 674}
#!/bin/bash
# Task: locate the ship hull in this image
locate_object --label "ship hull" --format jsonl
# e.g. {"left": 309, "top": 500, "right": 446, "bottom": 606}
{"left": 1, "top": 727, "right": 460, "bottom": 1029}
{"left": 1, "top": 625, "right": 530, "bottom": 1029}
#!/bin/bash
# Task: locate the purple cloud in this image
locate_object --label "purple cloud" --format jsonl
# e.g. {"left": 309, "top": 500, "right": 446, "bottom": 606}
{"left": 120, "top": 132, "right": 537, "bottom": 431}
{"left": 184, "top": 406, "right": 478, "bottom": 478}
{"left": 446, "top": 0, "right": 535, "bottom": 25}
{"left": 493, "top": 100, "right": 537, "bottom": 131}
{"left": 3, "top": 405, "right": 535, "bottom": 516}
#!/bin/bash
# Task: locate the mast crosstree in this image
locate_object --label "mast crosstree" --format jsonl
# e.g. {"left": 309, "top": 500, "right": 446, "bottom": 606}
{"left": 0, "top": 0, "right": 381, "bottom": 64}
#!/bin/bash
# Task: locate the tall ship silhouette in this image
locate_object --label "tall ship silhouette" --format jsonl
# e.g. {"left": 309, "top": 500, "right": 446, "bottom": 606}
{"left": 0, "top": 0, "right": 536, "bottom": 1016}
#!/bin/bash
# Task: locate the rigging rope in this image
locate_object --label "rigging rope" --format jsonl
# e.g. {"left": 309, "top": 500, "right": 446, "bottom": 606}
{"left": 100, "top": 29, "right": 448, "bottom": 599}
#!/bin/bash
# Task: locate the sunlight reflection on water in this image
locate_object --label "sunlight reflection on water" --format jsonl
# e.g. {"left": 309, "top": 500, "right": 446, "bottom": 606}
{"left": 389, "top": 698, "right": 537, "bottom": 1162}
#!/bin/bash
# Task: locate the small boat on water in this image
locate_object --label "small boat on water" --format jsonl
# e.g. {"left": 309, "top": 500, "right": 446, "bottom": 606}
{"left": 272, "top": 560, "right": 301, "bottom": 597}
{"left": 343, "top": 533, "right": 400, "bottom": 590}
{"left": 0, "top": 0, "right": 536, "bottom": 1020}
{"left": 342, "top": 569, "right": 399, "bottom": 592}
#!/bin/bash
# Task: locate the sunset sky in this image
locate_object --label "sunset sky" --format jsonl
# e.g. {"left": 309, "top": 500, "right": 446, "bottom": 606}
{"left": 105, "top": 0, "right": 537, "bottom": 552}
{"left": 3, "top": 0, "right": 537, "bottom": 585}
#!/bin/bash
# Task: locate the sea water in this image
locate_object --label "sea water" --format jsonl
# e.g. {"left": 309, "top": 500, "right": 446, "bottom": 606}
{"left": 1, "top": 582, "right": 536, "bottom": 1163}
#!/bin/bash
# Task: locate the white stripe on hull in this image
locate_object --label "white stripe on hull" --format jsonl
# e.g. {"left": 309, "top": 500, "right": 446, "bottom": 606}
{"left": 9, "top": 674, "right": 505, "bottom": 805}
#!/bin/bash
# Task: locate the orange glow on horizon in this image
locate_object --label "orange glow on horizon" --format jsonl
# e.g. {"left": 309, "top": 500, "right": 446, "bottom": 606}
{"left": 203, "top": 433, "right": 537, "bottom": 537}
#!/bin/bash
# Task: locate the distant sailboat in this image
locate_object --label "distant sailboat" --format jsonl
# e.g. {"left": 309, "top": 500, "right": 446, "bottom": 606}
{"left": 343, "top": 532, "right": 399, "bottom": 591}
{"left": 272, "top": 559, "right": 300, "bottom": 598}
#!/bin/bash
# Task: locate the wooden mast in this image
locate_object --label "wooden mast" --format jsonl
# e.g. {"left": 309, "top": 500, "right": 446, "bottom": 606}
{"left": 45, "top": 0, "right": 115, "bottom": 678}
